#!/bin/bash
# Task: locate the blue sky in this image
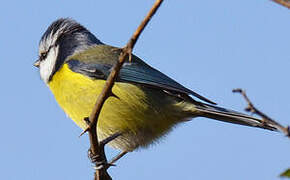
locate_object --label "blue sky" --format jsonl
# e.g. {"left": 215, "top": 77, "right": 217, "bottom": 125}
{"left": 1, "top": 0, "right": 289, "bottom": 179}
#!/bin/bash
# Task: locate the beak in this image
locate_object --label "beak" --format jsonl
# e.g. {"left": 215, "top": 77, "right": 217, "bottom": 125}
{"left": 34, "top": 59, "right": 40, "bottom": 68}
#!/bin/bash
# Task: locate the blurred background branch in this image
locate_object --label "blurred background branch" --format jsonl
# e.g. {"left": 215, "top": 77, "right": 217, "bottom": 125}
{"left": 272, "top": 0, "right": 290, "bottom": 8}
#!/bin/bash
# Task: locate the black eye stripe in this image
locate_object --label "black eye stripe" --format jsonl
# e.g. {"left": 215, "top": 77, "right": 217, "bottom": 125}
{"left": 39, "top": 45, "right": 53, "bottom": 61}
{"left": 40, "top": 52, "right": 47, "bottom": 60}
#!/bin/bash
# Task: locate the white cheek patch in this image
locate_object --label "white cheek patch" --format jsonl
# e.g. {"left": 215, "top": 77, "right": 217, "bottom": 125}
{"left": 39, "top": 46, "right": 59, "bottom": 83}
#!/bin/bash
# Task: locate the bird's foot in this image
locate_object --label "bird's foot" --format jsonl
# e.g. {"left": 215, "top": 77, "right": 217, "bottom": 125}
{"left": 87, "top": 132, "right": 122, "bottom": 169}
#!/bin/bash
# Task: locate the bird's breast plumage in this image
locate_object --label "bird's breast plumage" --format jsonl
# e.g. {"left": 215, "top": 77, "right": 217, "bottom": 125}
{"left": 48, "top": 63, "right": 189, "bottom": 151}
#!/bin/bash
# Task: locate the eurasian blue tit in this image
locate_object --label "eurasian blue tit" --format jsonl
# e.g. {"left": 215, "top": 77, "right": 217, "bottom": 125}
{"left": 34, "top": 18, "right": 276, "bottom": 152}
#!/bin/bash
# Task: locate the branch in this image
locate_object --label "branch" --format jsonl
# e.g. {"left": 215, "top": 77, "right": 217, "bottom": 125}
{"left": 272, "top": 0, "right": 290, "bottom": 8}
{"left": 84, "top": 0, "right": 164, "bottom": 179}
{"left": 233, "top": 88, "right": 290, "bottom": 138}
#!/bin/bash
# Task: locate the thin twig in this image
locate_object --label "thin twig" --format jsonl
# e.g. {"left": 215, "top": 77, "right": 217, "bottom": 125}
{"left": 272, "top": 0, "right": 290, "bottom": 8}
{"left": 233, "top": 88, "right": 290, "bottom": 138}
{"left": 109, "top": 151, "right": 128, "bottom": 165}
{"left": 84, "top": 0, "right": 164, "bottom": 180}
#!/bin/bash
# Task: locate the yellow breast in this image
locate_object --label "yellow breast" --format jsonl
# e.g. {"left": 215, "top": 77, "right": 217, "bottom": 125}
{"left": 48, "top": 64, "right": 186, "bottom": 151}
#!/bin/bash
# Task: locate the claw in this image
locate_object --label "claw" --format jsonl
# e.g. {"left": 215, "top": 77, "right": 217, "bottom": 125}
{"left": 88, "top": 148, "right": 100, "bottom": 163}
{"left": 93, "top": 162, "right": 116, "bottom": 170}
{"left": 87, "top": 133, "right": 122, "bottom": 170}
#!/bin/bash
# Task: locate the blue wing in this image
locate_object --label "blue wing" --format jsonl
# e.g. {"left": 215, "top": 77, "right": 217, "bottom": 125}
{"left": 67, "top": 56, "right": 216, "bottom": 105}
{"left": 119, "top": 60, "right": 216, "bottom": 104}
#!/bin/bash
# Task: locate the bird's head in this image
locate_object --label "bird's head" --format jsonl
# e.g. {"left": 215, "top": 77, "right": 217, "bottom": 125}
{"left": 34, "top": 18, "right": 103, "bottom": 83}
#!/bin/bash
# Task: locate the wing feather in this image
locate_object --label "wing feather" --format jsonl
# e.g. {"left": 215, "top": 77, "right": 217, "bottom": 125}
{"left": 66, "top": 45, "right": 216, "bottom": 105}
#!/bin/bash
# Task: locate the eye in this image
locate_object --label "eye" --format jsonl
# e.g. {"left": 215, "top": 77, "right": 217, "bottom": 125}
{"left": 39, "top": 45, "right": 54, "bottom": 61}
{"left": 40, "top": 52, "right": 48, "bottom": 61}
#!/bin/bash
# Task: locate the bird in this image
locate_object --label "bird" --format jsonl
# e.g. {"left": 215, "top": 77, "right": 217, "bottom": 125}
{"left": 34, "top": 18, "right": 276, "bottom": 154}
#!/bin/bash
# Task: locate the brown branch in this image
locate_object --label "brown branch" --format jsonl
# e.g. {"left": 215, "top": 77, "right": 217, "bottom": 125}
{"left": 233, "top": 88, "right": 290, "bottom": 138}
{"left": 272, "top": 0, "right": 290, "bottom": 8}
{"left": 83, "top": 0, "right": 164, "bottom": 180}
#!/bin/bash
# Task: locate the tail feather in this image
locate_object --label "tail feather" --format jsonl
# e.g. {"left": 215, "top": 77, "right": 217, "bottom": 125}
{"left": 194, "top": 103, "right": 277, "bottom": 131}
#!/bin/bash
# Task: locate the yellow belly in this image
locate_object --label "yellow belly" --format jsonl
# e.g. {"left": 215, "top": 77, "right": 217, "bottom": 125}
{"left": 48, "top": 64, "right": 188, "bottom": 151}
